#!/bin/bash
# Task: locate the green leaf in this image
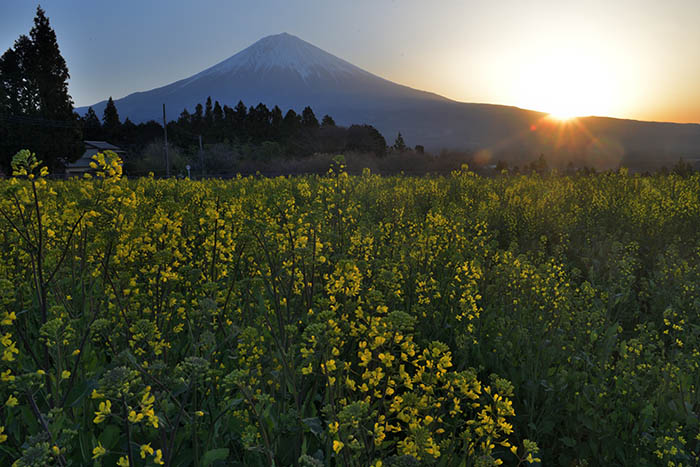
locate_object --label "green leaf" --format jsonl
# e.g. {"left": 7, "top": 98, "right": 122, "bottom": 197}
{"left": 560, "top": 436, "right": 576, "bottom": 447}
{"left": 99, "top": 424, "right": 121, "bottom": 449}
{"left": 65, "top": 378, "right": 96, "bottom": 407}
{"left": 302, "top": 417, "right": 323, "bottom": 437}
{"left": 201, "top": 448, "right": 229, "bottom": 467}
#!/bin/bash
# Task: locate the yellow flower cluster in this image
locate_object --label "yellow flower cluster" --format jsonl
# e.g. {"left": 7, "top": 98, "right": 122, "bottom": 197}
{"left": 2, "top": 156, "right": 700, "bottom": 465}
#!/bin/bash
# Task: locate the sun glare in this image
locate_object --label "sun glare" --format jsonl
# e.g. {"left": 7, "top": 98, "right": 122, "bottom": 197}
{"left": 547, "top": 111, "right": 577, "bottom": 121}
{"left": 512, "top": 46, "right": 617, "bottom": 120}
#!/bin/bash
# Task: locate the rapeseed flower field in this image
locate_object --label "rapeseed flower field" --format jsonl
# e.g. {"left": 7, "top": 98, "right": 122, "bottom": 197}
{"left": 1, "top": 150, "right": 699, "bottom": 466}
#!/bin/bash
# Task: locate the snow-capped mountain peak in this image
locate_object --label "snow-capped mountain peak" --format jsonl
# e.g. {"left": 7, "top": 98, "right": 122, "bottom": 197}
{"left": 191, "top": 32, "right": 370, "bottom": 82}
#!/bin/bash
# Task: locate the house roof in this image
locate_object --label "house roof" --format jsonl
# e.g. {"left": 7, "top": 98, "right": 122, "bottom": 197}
{"left": 65, "top": 141, "right": 124, "bottom": 170}
{"left": 84, "top": 140, "right": 122, "bottom": 151}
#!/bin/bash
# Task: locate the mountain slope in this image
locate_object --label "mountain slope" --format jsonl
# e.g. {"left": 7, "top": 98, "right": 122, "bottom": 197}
{"left": 78, "top": 33, "right": 700, "bottom": 167}
{"left": 78, "top": 33, "right": 449, "bottom": 124}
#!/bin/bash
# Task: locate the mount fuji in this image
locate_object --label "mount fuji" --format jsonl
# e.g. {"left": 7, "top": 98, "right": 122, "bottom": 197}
{"left": 78, "top": 33, "right": 700, "bottom": 166}
{"left": 79, "top": 33, "right": 452, "bottom": 129}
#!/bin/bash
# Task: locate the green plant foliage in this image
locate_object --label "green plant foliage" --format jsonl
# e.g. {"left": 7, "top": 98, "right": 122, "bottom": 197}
{"left": 1, "top": 155, "right": 699, "bottom": 466}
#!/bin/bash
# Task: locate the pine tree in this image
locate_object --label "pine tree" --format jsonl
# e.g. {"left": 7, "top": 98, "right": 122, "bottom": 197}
{"left": 393, "top": 132, "right": 407, "bottom": 152}
{"left": 270, "top": 106, "right": 283, "bottom": 139}
{"left": 233, "top": 101, "right": 247, "bottom": 140}
{"left": 301, "top": 106, "right": 319, "bottom": 128}
{"left": 321, "top": 114, "right": 336, "bottom": 127}
{"left": 192, "top": 103, "right": 204, "bottom": 134}
{"left": 282, "top": 109, "right": 301, "bottom": 137}
{"left": 248, "top": 103, "right": 271, "bottom": 142}
{"left": 347, "top": 124, "right": 387, "bottom": 157}
{"left": 102, "top": 97, "right": 121, "bottom": 139}
{"left": 0, "top": 6, "right": 82, "bottom": 170}
{"left": 122, "top": 117, "right": 136, "bottom": 143}
{"left": 30, "top": 7, "right": 73, "bottom": 119}
{"left": 204, "top": 96, "right": 213, "bottom": 126}
{"left": 82, "top": 106, "right": 102, "bottom": 140}
{"left": 212, "top": 100, "right": 223, "bottom": 139}
{"left": 178, "top": 108, "right": 191, "bottom": 126}
{"left": 212, "top": 100, "right": 223, "bottom": 125}
{"left": 0, "top": 45, "right": 26, "bottom": 115}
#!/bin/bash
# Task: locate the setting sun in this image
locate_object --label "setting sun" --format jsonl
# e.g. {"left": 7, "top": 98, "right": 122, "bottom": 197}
{"left": 512, "top": 45, "right": 618, "bottom": 120}
{"left": 547, "top": 110, "right": 577, "bottom": 121}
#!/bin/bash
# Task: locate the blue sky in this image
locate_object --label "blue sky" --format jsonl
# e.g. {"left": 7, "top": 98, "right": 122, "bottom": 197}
{"left": 2, "top": 0, "right": 700, "bottom": 122}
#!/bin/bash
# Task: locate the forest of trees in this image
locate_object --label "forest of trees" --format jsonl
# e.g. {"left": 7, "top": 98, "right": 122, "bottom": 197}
{"left": 79, "top": 96, "right": 390, "bottom": 174}
{"left": 0, "top": 7, "right": 393, "bottom": 175}
{"left": 82, "top": 97, "right": 389, "bottom": 158}
{"left": 0, "top": 6, "right": 82, "bottom": 172}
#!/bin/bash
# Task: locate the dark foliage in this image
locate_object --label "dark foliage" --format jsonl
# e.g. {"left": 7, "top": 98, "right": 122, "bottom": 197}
{"left": 0, "top": 6, "right": 82, "bottom": 170}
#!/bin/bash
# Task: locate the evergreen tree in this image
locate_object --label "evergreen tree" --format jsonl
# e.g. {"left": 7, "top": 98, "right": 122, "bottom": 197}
{"left": 392, "top": 132, "right": 407, "bottom": 152}
{"left": 346, "top": 124, "right": 387, "bottom": 157}
{"left": 282, "top": 109, "right": 301, "bottom": 137}
{"left": 121, "top": 117, "right": 136, "bottom": 145}
{"left": 12, "top": 36, "right": 39, "bottom": 114}
{"left": 270, "top": 106, "right": 283, "bottom": 139}
{"left": 102, "top": 96, "right": 121, "bottom": 139}
{"left": 0, "top": 6, "right": 82, "bottom": 170}
{"left": 178, "top": 108, "right": 191, "bottom": 126}
{"left": 212, "top": 100, "right": 223, "bottom": 125}
{"left": 321, "top": 114, "right": 336, "bottom": 127}
{"left": 204, "top": 96, "right": 213, "bottom": 126}
{"left": 82, "top": 106, "right": 102, "bottom": 140}
{"left": 0, "top": 46, "right": 26, "bottom": 115}
{"left": 233, "top": 101, "right": 247, "bottom": 140}
{"left": 212, "top": 100, "right": 223, "bottom": 139}
{"left": 30, "top": 7, "right": 74, "bottom": 119}
{"left": 192, "top": 103, "right": 204, "bottom": 134}
{"left": 247, "top": 103, "right": 271, "bottom": 142}
{"left": 301, "top": 106, "right": 319, "bottom": 128}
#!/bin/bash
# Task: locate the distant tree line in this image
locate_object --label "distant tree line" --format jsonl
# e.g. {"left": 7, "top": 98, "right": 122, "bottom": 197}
{"left": 0, "top": 6, "right": 82, "bottom": 172}
{"left": 491, "top": 154, "right": 697, "bottom": 178}
{"left": 80, "top": 96, "right": 389, "bottom": 167}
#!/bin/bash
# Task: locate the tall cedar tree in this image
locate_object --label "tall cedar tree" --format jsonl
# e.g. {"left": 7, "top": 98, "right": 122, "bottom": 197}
{"left": 233, "top": 101, "right": 247, "bottom": 140}
{"left": 102, "top": 97, "right": 121, "bottom": 139}
{"left": 0, "top": 6, "right": 82, "bottom": 170}
{"left": 204, "top": 97, "right": 213, "bottom": 126}
{"left": 301, "top": 106, "right": 319, "bottom": 128}
{"left": 212, "top": 100, "right": 223, "bottom": 139}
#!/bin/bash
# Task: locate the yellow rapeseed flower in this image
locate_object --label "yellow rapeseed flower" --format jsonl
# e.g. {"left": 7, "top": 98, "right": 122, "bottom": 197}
{"left": 0, "top": 312, "right": 16, "bottom": 325}
{"left": 140, "top": 443, "right": 154, "bottom": 458}
{"left": 92, "top": 442, "right": 106, "bottom": 459}
{"left": 93, "top": 399, "right": 111, "bottom": 424}
{"left": 333, "top": 440, "right": 344, "bottom": 453}
{"left": 128, "top": 410, "right": 144, "bottom": 423}
{"left": 5, "top": 395, "right": 18, "bottom": 407}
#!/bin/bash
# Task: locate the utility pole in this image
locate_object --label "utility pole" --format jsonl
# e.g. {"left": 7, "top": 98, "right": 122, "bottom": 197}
{"left": 199, "top": 135, "right": 204, "bottom": 179}
{"left": 163, "top": 103, "right": 169, "bottom": 177}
